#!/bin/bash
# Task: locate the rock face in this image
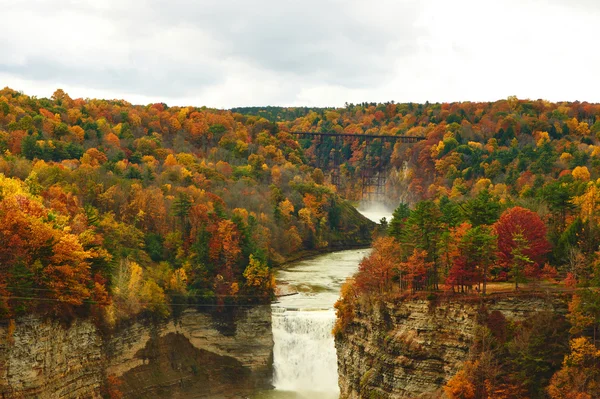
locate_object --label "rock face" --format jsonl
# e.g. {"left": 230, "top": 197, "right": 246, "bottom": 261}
{"left": 0, "top": 316, "right": 104, "bottom": 398}
{"left": 335, "top": 294, "right": 567, "bottom": 399}
{"left": 0, "top": 306, "right": 273, "bottom": 399}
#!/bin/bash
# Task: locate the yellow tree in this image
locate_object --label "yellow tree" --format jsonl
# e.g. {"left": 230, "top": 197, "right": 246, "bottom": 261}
{"left": 444, "top": 370, "right": 475, "bottom": 399}
{"left": 573, "top": 183, "right": 600, "bottom": 224}
{"left": 572, "top": 166, "right": 591, "bottom": 182}
{"left": 242, "top": 255, "right": 275, "bottom": 301}
{"left": 548, "top": 337, "right": 600, "bottom": 399}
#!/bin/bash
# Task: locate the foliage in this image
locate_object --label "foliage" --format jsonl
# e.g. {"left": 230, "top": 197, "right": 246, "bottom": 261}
{"left": 494, "top": 207, "right": 551, "bottom": 284}
{"left": 0, "top": 88, "right": 375, "bottom": 322}
{"left": 445, "top": 311, "right": 569, "bottom": 399}
{"left": 548, "top": 337, "right": 600, "bottom": 399}
{"left": 242, "top": 255, "right": 275, "bottom": 301}
{"left": 353, "top": 237, "right": 401, "bottom": 295}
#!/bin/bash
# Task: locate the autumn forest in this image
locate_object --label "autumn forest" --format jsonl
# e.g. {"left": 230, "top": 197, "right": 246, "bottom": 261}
{"left": 2, "top": 88, "right": 600, "bottom": 397}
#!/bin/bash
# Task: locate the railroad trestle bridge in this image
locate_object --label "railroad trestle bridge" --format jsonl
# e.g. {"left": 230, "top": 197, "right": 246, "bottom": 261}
{"left": 289, "top": 132, "right": 424, "bottom": 199}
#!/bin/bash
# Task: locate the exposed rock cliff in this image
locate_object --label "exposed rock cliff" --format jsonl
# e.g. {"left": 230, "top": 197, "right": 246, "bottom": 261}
{"left": 0, "top": 316, "right": 104, "bottom": 398}
{"left": 0, "top": 306, "right": 272, "bottom": 399}
{"left": 335, "top": 294, "right": 568, "bottom": 398}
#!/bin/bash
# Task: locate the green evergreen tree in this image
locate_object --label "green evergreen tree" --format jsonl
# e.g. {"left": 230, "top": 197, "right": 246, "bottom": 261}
{"left": 462, "top": 189, "right": 501, "bottom": 226}
{"left": 510, "top": 231, "right": 533, "bottom": 290}
{"left": 388, "top": 203, "right": 410, "bottom": 240}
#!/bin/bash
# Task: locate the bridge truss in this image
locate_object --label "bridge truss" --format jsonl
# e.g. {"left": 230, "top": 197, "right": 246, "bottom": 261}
{"left": 289, "top": 132, "right": 424, "bottom": 200}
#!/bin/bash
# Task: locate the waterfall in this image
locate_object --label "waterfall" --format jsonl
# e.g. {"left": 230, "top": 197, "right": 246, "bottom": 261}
{"left": 271, "top": 306, "right": 339, "bottom": 396}
{"left": 264, "top": 249, "right": 373, "bottom": 398}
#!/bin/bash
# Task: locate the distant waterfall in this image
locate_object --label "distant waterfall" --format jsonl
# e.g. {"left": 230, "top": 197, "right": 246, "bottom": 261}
{"left": 271, "top": 307, "right": 339, "bottom": 395}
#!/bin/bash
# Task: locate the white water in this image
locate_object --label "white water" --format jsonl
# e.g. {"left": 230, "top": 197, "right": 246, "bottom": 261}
{"left": 254, "top": 205, "right": 392, "bottom": 399}
{"left": 357, "top": 201, "right": 395, "bottom": 223}
{"left": 272, "top": 309, "right": 338, "bottom": 393}
{"left": 267, "top": 249, "right": 371, "bottom": 398}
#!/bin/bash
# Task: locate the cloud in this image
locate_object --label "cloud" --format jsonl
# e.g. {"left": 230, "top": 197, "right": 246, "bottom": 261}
{"left": 0, "top": 0, "right": 426, "bottom": 102}
{"left": 0, "top": 0, "right": 599, "bottom": 107}
{"left": 142, "top": 0, "right": 426, "bottom": 85}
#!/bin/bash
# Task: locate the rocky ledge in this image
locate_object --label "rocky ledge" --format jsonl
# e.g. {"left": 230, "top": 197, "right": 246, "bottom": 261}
{"left": 0, "top": 306, "right": 273, "bottom": 399}
{"left": 335, "top": 294, "right": 568, "bottom": 398}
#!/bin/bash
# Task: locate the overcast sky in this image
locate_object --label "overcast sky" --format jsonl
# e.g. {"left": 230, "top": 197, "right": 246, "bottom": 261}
{"left": 1, "top": 0, "right": 599, "bottom": 108}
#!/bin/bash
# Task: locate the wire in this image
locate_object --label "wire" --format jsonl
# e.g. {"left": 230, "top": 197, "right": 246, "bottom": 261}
{"left": 2, "top": 286, "right": 276, "bottom": 298}
{"left": 0, "top": 296, "right": 270, "bottom": 307}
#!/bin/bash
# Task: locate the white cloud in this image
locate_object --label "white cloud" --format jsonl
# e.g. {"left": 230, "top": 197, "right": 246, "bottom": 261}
{"left": 0, "top": 0, "right": 598, "bottom": 107}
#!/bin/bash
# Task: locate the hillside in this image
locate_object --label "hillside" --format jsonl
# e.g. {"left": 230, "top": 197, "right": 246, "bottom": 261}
{"left": 0, "top": 88, "right": 375, "bottom": 324}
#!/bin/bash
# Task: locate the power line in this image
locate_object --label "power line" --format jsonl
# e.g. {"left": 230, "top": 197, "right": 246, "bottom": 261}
{"left": 1, "top": 296, "right": 270, "bottom": 308}
{"left": 2, "top": 286, "right": 277, "bottom": 298}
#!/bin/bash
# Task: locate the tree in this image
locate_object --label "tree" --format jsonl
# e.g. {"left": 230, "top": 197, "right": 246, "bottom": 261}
{"left": 439, "top": 196, "right": 463, "bottom": 228}
{"left": 399, "top": 248, "right": 433, "bottom": 292}
{"left": 440, "top": 222, "right": 471, "bottom": 284}
{"left": 548, "top": 337, "right": 600, "bottom": 399}
{"left": 462, "top": 189, "right": 501, "bottom": 227}
{"left": 510, "top": 231, "right": 533, "bottom": 290}
{"left": 311, "top": 168, "right": 325, "bottom": 184}
{"left": 472, "top": 226, "right": 497, "bottom": 294}
{"left": 354, "top": 237, "right": 401, "bottom": 294}
{"left": 444, "top": 370, "right": 475, "bottom": 399}
{"left": 568, "top": 290, "right": 600, "bottom": 345}
{"left": 494, "top": 207, "right": 551, "bottom": 279}
{"left": 572, "top": 166, "right": 591, "bottom": 181}
{"left": 242, "top": 255, "right": 275, "bottom": 301}
{"left": 388, "top": 202, "right": 410, "bottom": 240}
{"left": 172, "top": 192, "right": 192, "bottom": 242}
{"left": 446, "top": 225, "right": 495, "bottom": 293}
{"left": 542, "top": 181, "right": 575, "bottom": 234}
{"left": 507, "top": 312, "right": 570, "bottom": 398}
{"left": 403, "top": 201, "right": 443, "bottom": 289}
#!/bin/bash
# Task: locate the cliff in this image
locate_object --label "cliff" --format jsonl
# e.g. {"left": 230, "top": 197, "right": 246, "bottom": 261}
{"left": 0, "top": 306, "right": 272, "bottom": 399}
{"left": 335, "top": 294, "right": 568, "bottom": 399}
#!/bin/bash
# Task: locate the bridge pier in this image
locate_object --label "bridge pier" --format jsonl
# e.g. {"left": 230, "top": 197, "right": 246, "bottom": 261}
{"left": 288, "top": 131, "right": 423, "bottom": 199}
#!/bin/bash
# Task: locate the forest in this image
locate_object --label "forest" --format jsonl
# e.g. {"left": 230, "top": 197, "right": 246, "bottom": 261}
{"left": 326, "top": 97, "right": 600, "bottom": 398}
{"left": 2, "top": 88, "right": 600, "bottom": 397}
{"left": 0, "top": 87, "right": 373, "bottom": 325}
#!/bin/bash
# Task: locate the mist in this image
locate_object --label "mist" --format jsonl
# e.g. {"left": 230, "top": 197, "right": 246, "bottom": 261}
{"left": 357, "top": 201, "right": 395, "bottom": 224}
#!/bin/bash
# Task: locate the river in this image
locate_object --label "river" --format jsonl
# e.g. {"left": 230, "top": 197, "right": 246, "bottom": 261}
{"left": 252, "top": 206, "right": 391, "bottom": 399}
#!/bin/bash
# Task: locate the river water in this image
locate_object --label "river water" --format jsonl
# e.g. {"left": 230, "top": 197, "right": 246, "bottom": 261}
{"left": 252, "top": 206, "right": 392, "bottom": 399}
{"left": 253, "top": 249, "right": 371, "bottom": 399}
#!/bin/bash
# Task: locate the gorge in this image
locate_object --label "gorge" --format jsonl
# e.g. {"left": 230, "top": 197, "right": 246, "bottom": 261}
{"left": 1, "top": 54, "right": 600, "bottom": 398}
{"left": 0, "top": 204, "right": 575, "bottom": 399}
{"left": 0, "top": 207, "right": 382, "bottom": 399}
{"left": 334, "top": 294, "right": 569, "bottom": 398}
{"left": 0, "top": 306, "right": 273, "bottom": 398}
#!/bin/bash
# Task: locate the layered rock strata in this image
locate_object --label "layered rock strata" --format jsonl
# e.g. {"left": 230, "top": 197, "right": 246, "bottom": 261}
{"left": 0, "top": 306, "right": 272, "bottom": 399}
{"left": 335, "top": 294, "right": 567, "bottom": 398}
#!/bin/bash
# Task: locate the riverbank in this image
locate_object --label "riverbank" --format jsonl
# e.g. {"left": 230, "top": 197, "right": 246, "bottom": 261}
{"left": 274, "top": 200, "right": 385, "bottom": 267}
{"left": 276, "top": 243, "right": 371, "bottom": 267}
{"left": 335, "top": 292, "right": 570, "bottom": 398}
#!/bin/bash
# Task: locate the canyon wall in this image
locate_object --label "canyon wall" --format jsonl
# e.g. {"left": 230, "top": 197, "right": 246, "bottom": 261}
{"left": 335, "top": 294, "right": 568, "bottom": 399}
{"left": 0, "top": 306, "right": 272, "bottom": 399}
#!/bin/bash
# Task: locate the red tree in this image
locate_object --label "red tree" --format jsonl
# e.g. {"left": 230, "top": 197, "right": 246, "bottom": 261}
{"left": 399, "top": 249, "right": 433, "bottom": 293}
{"left": 354, "top": 237, "right": 401, "bottom": 294}
{"left": 494, "top": 207, "right": 551, "bottom": 273}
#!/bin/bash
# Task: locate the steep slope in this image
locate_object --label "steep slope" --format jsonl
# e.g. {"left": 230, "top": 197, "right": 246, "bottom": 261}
{"left": 335, "top": 295, "right": 568, "bottom": 398}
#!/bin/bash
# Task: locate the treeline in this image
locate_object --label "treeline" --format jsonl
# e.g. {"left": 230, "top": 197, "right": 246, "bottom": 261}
{"left": 353, "top": 175, "right": 600, "bottom": 297}
{"left": 268, "top": 97, "right": 600, "bottom": 204}
{"left": 352, "top": 200, "right": 550, "bottom": 296}
{"left": 336, "top": 189, "right": 600, "bottom": 398}
{"left": 230, "top": 106, "right": 333, "bottom": 122}
{"left": 0, "top": 88, "right": 373, "bottom": 324}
